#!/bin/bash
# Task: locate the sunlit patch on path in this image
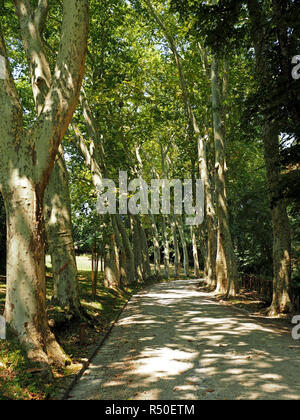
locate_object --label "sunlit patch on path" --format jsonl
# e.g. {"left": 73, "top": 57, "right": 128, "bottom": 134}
{"left": 68, "top": 279, "right": 300, "bottom": 400}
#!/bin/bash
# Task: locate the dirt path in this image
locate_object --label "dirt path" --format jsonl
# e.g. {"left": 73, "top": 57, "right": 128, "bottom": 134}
{"left": 68, "top": 279, "right": 300, "bottom": 400}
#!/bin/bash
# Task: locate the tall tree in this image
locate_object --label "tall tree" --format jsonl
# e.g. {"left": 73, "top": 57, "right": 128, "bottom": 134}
{"left": 247, "top": 0, "right": 293, "bottom": 313}
{"left": 143, "top": 0, "right": 216, "bottom": 285}
{"left": 211, "top": 58, "right": 239, "bottom": 296}
{"left": 72, "top": 90, "right": 136, "bottom": 285}
{"left": 0, "top": 0, "right": 88, "bottom": 369}
{"left": 171, "top": 0, "right": 299, "bottom": 310}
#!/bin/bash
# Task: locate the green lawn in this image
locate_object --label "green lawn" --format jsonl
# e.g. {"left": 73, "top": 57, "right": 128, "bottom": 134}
{"left": 46, "top": 254, "right": 95, "bottom": 272}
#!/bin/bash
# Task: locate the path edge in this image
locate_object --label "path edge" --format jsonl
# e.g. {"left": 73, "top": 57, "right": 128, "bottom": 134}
{"left": 59, "top": 295, "right": 132, "bottom": 400}
{"left": 196, "top": 279, "right": 291, "bottom": 333}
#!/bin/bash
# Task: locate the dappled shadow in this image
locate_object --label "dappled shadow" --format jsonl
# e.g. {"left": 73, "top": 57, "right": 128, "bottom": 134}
{"left": 68, "top": 279, "right": 300, "bottom": 400}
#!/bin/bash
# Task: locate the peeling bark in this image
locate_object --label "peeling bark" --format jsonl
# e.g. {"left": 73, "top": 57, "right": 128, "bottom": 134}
{"left": 191, "top": 225, "right": 201, "bottom": 278}
{"left": 150, "top": 213, "right": 161, "bottom": 278}
{"left": 130, "top": 215, "right": 144, "bottom": 283}
{"left": 104, "top": 232, "right": 120, "bottom": 289}
{"left": 44, "top": 148, "right": 80, "bottom": 312}
{"left": 211, "top": 58, "right": 239, "bottom": 296}
{"left": 169, "top": 214, "right": 180, "bottom": 278}
{"left": 114, "top": 214, "right": 136, "bottom": 284}
{"left": 0, "top": 1, "right": 88, "bottom": 367}
{"left": 175, "top": 215, "right": 190, "bottom": 277}
{"left": 161, "top": 216, "right": 170, "bottom": 279}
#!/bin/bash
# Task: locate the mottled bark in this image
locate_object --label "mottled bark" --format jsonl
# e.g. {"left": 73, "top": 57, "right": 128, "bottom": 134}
{"left": 191, "top": 225, "right": 201, "bottom": 278}
{"left": 44, "top": 148, "right": 80, "bottom": 312}
{"left": 211, "top": 58, "right": 239, "bottom": 296}
{"left": 190, "top": 161, "right": 201, "bottom": 278}
{"left": 3, "top": 181, "right": 69, "bottom": 371}
{"left": 129, "top": 215, "right": 143, "bottom": 283}
{"left": 176, "top": 215, "right": 189, "bottom": 277}
{"left": 91, "top": 242, "right": 100, "bottom": 296}
{"left": 0, "top": 0, "right": 88, "bottom": 368}
{"left": 139, "top": 219, "right": 151, "bottom": 281}
{"left": 150, "top": 213, "right": 161, "bottom": 278}
{"left": 114, "top": 215, "right": 136, "bottom": 284}
{"left": 263, "top": 124, "right": 292, "bottom": 314}
{"left": 161, "top": 216, "right": 170, "bottom": 278}
{"left": 104, "top": 233, "right": 120, "bottom": 289}
{"left": 130, "top": 215, "right": 150, "bottom": 282}
{"left": 111, "top": 215, "right": 126, "bottom": 285}
{"left": 169, "top": 214, "right": 180, "bottom": 278}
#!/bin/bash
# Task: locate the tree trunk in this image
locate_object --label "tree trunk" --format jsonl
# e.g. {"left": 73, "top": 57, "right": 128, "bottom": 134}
{"left": 114, "top": 214, "right": 136, "bottom": 284}
{"left": 138, "top": 218, "right": 151, "bottom": 281}
{"left": 247, "top": 0, "right": 292, "bottom": 313}
{"left": 130, "top": 215, "right": 144, "bottom": 283}
{"left": 118, "top": 248, "right": 128, "bottom": 285}
{"left": 3, "top": 181, "right": 69, "bottom": 372}
{"left": 191, "top": 225, "right": 201, "bottom": 278}
{"left": 169, "top": 214, "right": 180, "bottom": 277}
{"left": 73, "top": 100, "right": 137, "bottom": 287}
{"left": 150, "top": 213, "right": 161, "bottom": 278}
{"left": 190, "top": 162, "right": 201, "bottom": 278}
{"left": 264, "top": 124, "right": 292, "bottom": 314}
{"left": 104, "top": 233, "right": 120, "bottom": 289}
{"left": 0, "top": 0, "right": 88, "bottom": 368}
{"left": 130, "top": 215, "right": 151, "bottom": 282}
{"left": 176, "top": 215, "right": 190, "bottom": 277}
{"left": 211, "top": 58, "right": 239, "bottom": 296}
{"left": 44, "top": 148, "right": 80, "bottom": 312}
{"left": 91, "top": 241, "right": 100, "bottom": 295}
{"left": 112, "top": 214, "right": 128, "bottom": 285}
{"left": 161, "top": 216, "right": 170, "bottom": 278}
{"left": 198, "top": 224, "right": 208, "bottom": 278}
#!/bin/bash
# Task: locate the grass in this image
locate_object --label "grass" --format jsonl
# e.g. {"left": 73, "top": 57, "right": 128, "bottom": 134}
{"left": 0, "top": 256, "right": 174, "bottom": 400}
{"left": 46, "top": 254, "right": 93, "bottom": 272}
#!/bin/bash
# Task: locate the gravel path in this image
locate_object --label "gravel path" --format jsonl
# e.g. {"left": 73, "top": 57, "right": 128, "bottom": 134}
{"left": 68, "top": 279, "right": 300, "bottom": 400}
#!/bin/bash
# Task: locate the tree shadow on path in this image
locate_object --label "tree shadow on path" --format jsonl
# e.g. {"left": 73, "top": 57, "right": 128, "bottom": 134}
{"left": 68, "top": 279, "right": 300, "bottom": 400}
